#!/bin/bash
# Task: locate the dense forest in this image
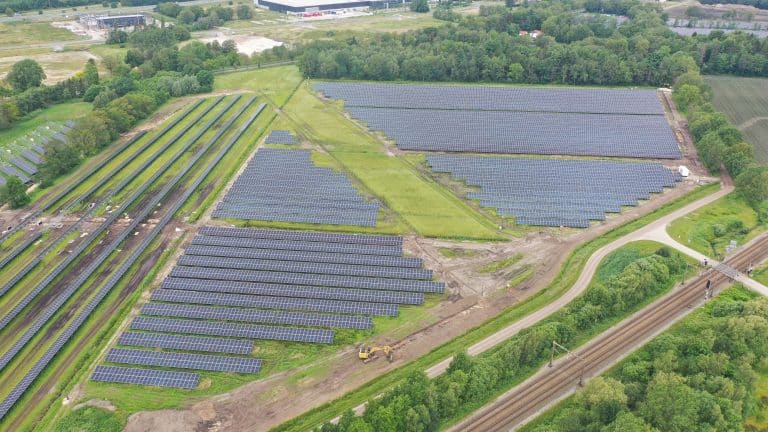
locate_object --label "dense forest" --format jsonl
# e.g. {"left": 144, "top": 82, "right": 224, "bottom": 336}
{"left": 527, "top": 288, "right": 768, "bottom": 432}
{"left": 295, "top": 0, "right": 768, "bottom": 84}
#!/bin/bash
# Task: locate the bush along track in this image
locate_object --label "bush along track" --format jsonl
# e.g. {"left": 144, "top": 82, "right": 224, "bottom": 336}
{"left": 522, "top": 287, "right": 767, "bottom": 432}
{"left": 0, "top": 96, "right": 263, "bottom": 422}
{"left": 0, "top": 96, "right": 231, "bottom": 336}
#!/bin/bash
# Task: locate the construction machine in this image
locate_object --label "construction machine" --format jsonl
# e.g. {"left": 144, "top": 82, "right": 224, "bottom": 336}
{"left": 358, "top": 345, "right": 394, "bottom": 363}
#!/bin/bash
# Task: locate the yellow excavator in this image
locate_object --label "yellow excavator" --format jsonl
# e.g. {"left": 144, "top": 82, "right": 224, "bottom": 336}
{"left": 358, "top": 345, "right": 394, "bottom": 363}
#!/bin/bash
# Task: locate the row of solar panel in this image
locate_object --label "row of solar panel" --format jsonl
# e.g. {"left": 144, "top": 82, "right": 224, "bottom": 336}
{"left": 177, "top": 255, "right": 433, "bottom": 280}
{"left": 345, "top": 107, "right": 682, "bottom": 159}
{"left": 106, "top": 348, "right": 262, "bottom": 374}
{"left": 169, "top": 266, "right": 444, "bottom": 293}
{"left": 130, "top": 316, "right": 336, "bottom": 344}
{"left": 153, "top": 288, "right": 400, "bottom": 316}
{"left": 313, "top": 82, "right": 666, "bottom": 115}
{"left": 198, "top": 225, "right": 403, "bottom": 246}
{"left": 183, "top": 244, "right": 422, "bottom": 268}
{"left": 192, "top": 235, "right": 404, "bottom": 256}
{"left": 162, "top": 276, "right": 425, "bottom": 305}
{"left": 142, "top": 302, "right": 374, "bottom": 329}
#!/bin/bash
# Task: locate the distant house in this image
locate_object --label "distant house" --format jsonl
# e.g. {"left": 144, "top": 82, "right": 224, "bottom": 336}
{"left": 518, "top": 30, "right": 544, "bottom": 38}
{"left": 80, "top": 14, "right": 152, "bottom": 30}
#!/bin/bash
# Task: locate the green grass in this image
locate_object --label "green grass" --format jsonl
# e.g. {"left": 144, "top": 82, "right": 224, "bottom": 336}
{"left": 272, "top": 182, "right": 720, "bottom": 432}
{"left": 279, "top": 84, "right": 502, "bottom": 240}
{"left": 0, "top": 102, "right": 91, "bottom": 148}
{"left": 667, "top": 193, "right": 765, "bottom": 258}
{"left": 705, "top": 75, "right": 768, "bottom": 162}
{"left": 0, "top": 22, "right": 80, "bottom": 47}
{"left": 214, "top": 65, "right": 304, "bottom": 107}
{"left": 477, "top": 253, "right": 523, "bottom": 273}
{"left": 51, "top": 406, "right": 121, "bottom": 432}
{"left": 439, "top": 248, "right": 480, "bottom": 258}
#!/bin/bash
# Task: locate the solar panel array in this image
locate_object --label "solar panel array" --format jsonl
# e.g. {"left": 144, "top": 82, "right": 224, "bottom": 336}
{"left": 314, "top": 82, "right": 666, "bottom": 114}
{"left": 265, "top": 130, "right": 298, "bottom": 144}
{"left": 106, "top": 348, "right": 262, "bottom": 373}
{"left": 427, "top": 155, "right": 681, "bottom": 228}
{"left": 212, "top": 148, "right": 380, "bottom": 226}
{"left": 0, "top": 122, "right": 72, "bottom": 186}
{"left": 91, "top": 365, "right": 199, "bottom": 389}
{"left": 313, "top": 82, "right": 682, "bottom": 159}
{"left": 103, "top": 227, "right": 441, "bottom": 386}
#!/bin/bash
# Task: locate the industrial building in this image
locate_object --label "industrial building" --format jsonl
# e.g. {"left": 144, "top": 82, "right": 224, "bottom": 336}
{"left": 255, "top": 0, "right": 408, "bottom": 14}
{"left": 80, "top": 14, "right": 151, "bottom": 29}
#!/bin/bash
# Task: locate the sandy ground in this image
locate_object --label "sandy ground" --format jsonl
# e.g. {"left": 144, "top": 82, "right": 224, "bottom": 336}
{"left": 198, "top": 33, "right": 283, "bottom": 56}
{"left": 0, "top": 51, "right": 98, "bottom": 84}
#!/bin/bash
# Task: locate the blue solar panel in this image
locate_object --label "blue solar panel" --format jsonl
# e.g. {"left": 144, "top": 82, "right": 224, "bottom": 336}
{"left": 106, "top": 348, "right": 262, "bottom": 373}
{"left": 118, "top": 332, "right": 254, "bottom": 355}
{"left": 91, "top": 365, "right": 199, "bottom": 389}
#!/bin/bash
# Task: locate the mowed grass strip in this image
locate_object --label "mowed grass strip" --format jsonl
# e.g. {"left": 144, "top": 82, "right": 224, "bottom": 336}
{"left": 705, "top": 75, "right": 768, "bottom": 162}
{"left": 667, "top": 193, "right": 765, "bottom": 258}
{"left": 281, "top": 85, "right": 502, "bottom": 240}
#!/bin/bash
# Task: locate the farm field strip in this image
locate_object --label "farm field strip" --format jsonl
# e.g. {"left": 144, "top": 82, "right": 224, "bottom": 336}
{"left": 0, "top": 99, "right": 267, "bottom": 426}
{"left": 0, "top": 96, "right": 247, "bottom": 373}
{"left": 704, "top": 75, "right": 768, "bottom": 162}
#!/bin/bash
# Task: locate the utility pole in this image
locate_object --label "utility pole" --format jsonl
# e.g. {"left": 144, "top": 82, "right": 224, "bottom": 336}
{"left": 549, "top": 341, "right": 586, "bottom": 387}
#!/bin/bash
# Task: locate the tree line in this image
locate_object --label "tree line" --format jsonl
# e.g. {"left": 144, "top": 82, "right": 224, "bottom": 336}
{"left": 291, "top": 0, "right": 768, "bottom": 85}
{"left": 155, "top": 2, "right": 254, "bottom": 31}
{"left": 671, "top": 71, "right": 768, "bottom": 218}
{"left": 319, "top": 246, "right": 689, "bottom": 432}
{"left": 528, "top": 288, "right": 768, "bottom": 432}
{"left": 0, "top": 0, "right": 194, "bottom": 13}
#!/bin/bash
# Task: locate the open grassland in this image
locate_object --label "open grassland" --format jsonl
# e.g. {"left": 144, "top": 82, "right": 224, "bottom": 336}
{"left": 0, "top": 22, "right": 80, "bottom": 47}
{"left": 705, "top": 75, "right": 768, "bottom": 162}
{"left": 278, "top": 84, "right": 502, "bottom": 240}
{"left": 667, "top": 193, "right": 765, "bottom": 258}
{"left": 0, "top": 102, "right": 91, "bottom": 149}
{"left": 214, "top": 65, "right": 304, "bottom": 107}
{"left": 0, "top": 51, "right": 97, "bottom": 84}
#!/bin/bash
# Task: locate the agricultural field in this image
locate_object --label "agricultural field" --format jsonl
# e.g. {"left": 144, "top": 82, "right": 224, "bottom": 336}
{"left": 705, "top": 75, "right": 768, "bottom": 162}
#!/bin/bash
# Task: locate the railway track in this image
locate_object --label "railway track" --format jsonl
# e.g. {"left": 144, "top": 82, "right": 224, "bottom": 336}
{"left": 456, "top": 234, "right": 768, "bottom": 432}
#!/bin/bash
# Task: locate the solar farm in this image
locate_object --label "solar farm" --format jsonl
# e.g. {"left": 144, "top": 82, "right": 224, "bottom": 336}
{"left": 427, "top": 156, "right": 682, "bottom": 228}
{"left": 314, "top": 82, "right": 682, "bottom": 159}
{"left": 0, "top": 66, "right": 704, "bottom": 430}
{"left": 94, "top": 226, "right": 441, "bottom": 388}
{"left": 213, "top": 148, "right": 380, "bottom": 227}
{"left": 0, "top": 121, "right": 74, "bottom": 186}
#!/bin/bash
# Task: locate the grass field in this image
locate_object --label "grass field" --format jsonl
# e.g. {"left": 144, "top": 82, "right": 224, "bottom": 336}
{"left": 0, "top": 22, "right": 79, "bottom": 47}
{"left": 667, "top": 193, "right": 765, "bottom": 258}
{"left": 705, "top": 75, "right": 768, "bottom": 162}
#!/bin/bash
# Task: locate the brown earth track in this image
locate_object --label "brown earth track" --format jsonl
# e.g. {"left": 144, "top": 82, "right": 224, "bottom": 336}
{"left": 458, "top": 235, "right": 768, "bottom": 432}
